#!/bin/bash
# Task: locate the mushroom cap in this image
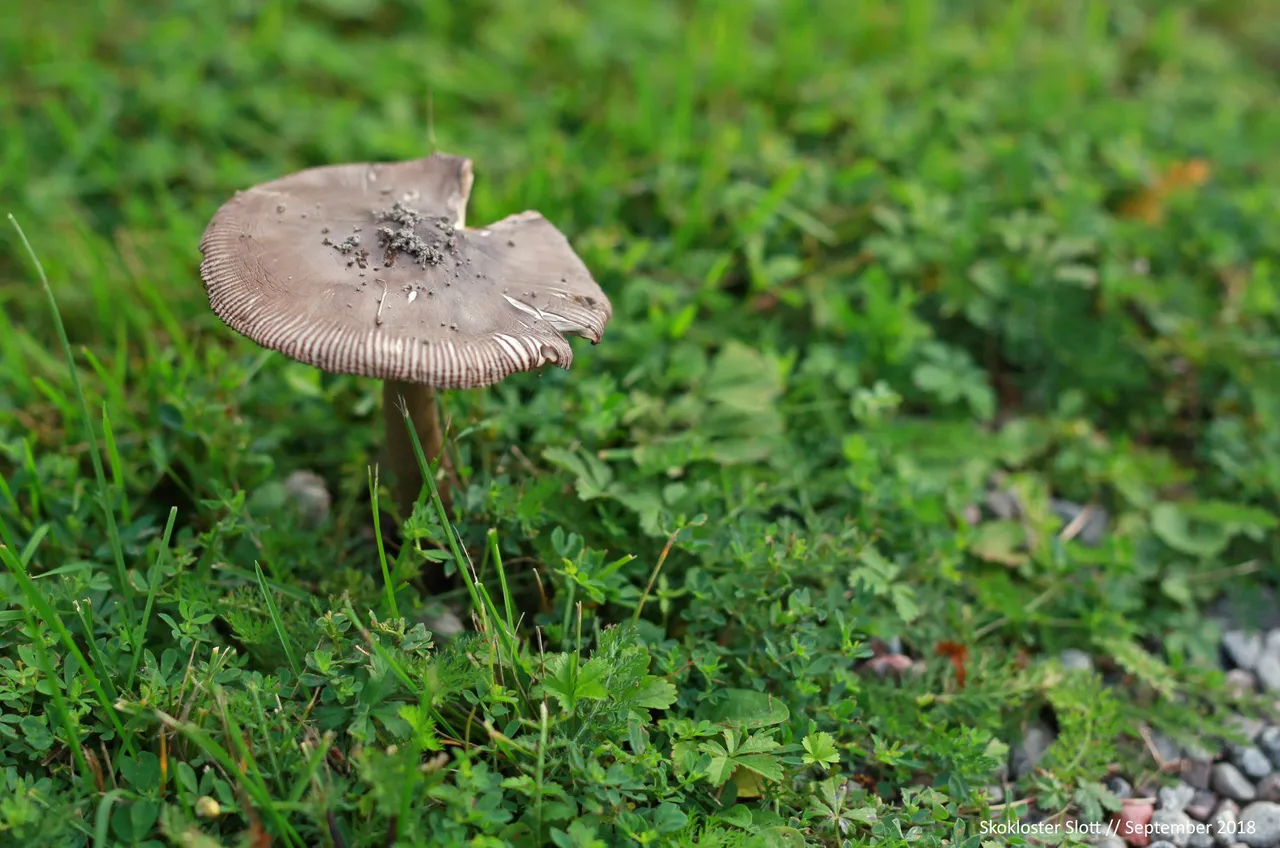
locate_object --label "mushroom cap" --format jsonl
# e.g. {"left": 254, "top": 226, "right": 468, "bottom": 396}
{"left": 198, "top": 153, "right": 612, "bottom": 389}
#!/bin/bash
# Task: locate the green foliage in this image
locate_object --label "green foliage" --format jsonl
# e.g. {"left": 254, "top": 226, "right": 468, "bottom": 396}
{"left": 3, "top": 0, "right": 1280, "bottom": 845}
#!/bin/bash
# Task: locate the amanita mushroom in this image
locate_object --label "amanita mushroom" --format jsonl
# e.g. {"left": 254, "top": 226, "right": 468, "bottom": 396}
{"left": 198, "top": 153, "right": 612, "bottom": 517}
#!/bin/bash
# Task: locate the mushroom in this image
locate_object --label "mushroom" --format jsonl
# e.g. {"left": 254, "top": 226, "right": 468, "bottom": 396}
{"left": 198, "top": 153, "right": 612, "bottom": 517}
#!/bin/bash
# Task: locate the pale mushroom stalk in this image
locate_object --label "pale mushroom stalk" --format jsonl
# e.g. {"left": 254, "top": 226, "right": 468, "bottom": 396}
{"left": 382, "top": 379, "right": 445, "bottom": 516}
{"left": 198, "top": 152, "right": 612, "bottom": 534}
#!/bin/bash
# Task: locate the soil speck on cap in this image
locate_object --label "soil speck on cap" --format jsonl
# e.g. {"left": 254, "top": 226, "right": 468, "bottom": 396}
{"left": 507, "top": 240, "right": 515, "bottom": 247}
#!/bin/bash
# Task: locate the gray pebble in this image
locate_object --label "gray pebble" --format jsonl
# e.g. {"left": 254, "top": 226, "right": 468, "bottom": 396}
{"left": 1239, "top": 801, "right": 1280, "bottom": 847}
{"left": 1151, "top": 809, "right": 1195, "bottom": 847}
{"left": 1150, "top": 841, "right": 1178, "bottom": 848}
{"left": 1257, "top": 654, "right": 1280, "bottom": 693}
{"left": 1189, "top": 791, "right": 1220, "bottom": 821}
{"left": 1214, "top": 763, "right": 1259, "bottom": 803}
{"left": 985, "top": 489, "right": 1021, "bottom": 520}
{"left": 1259, "top": 728, "right": 1280, "bottom": 769}
{"left": 1051, "top": 498, "right": 1110, "bottom": 546}
{"left": 1186, "top": 758, "right": 1216, "bottom": 790}
{"left": 1234, "top": 746, "right": 1274, "bottom": 782}
{"left": 1093, "top": 838, "right": 1125, "bottom": 848}
{"left": 1151, "top": 730, "right": 1183, "bottom": 765}
{"left": 1213, "top": 803, "right": 1239, "bottom": 847}
{"left": 1225, "top": 631, "right": 1264, "bottom": 672}
{"left": 1189, "top": 832, "right": 1216, "bottom": 848}
{"left": 1228, "top": 670, "right": 1260, "bottom": 698}
{"left": 1258, "top": 775, "right": 1280, "bottom": 804}
{"left": 284, "top": 469, "right": 331, "bottom": 527}
{"left": 1060, "top": 648, "right": 1095, "bottom": 673}
{"left": 1010, "top": 721, "right": 1055, "bottom": 780}
{"left": 1163, "top": 783, "right": 1200, "bottom": 813}
{"left": 1106, "top": 775, "right": 1135, "bottom": 803}
{"left": 1266, "top": 629, "right": 1280, "bottom": 657}
{"left": 420, "top": 607, "right": 464, "bottom": 639}
{"left": 986, "top": 784, "right": 1005, "bottom": 804}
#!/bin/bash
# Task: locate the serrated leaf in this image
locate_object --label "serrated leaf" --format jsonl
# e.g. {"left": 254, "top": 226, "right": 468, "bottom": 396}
{"left": 698, "top": 688, "right": 790, "bottom": 729}
{"left": 735, "top": 753, "right": 783, "bottom": 781}
{"left": 631, "top": 676, "right": 677, "bottom": 710}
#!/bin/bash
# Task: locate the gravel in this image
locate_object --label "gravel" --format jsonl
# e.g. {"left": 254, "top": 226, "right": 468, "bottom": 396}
{"left": 1010, "top": 721, "right": 1054, "bottom": 780}
{"left": 1107, "top": 775, "right": 1135, "bottom": 799}
{"left": 1212, "top": 802, "right": 1239, "bottom": 847}
{"left": 1238, "top": 801, "right": 1280, "bottom": 847}
{"left": 1258, "top": 775, "right": 1280, "bottom": 804}
{"left": 1224, "top": 631, "right": 1264, "bottom": 671}
{"left": 1162, "top": 783, "right": 1199, "bottom": 814}
{"left": 1256, "top": 654, "right": 1280, "bottom": 693}
{"left": 1259, "top": 728, "right": 1280, "bottom": 769}
{"left": 1233, "top": 747, "right": 1275, "bottom": 782}
{"left": 1213, "top": 763, "right": 1259, "bottom": 803}
{"left": 1187, "top": 791, "right": 1219, "bottom": 821}
{"left": 1150, "top": 809, "right": 1195, "bottom": 847}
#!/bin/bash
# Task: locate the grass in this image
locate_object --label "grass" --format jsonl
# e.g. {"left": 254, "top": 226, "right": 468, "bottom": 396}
{"left": 3, "top": 0, "right": 1280, "bottom": 845}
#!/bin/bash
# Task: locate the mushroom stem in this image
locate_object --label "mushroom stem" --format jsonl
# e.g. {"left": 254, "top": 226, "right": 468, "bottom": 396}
{"left": 382, "top": 380, "right": 448, "bottom": 517}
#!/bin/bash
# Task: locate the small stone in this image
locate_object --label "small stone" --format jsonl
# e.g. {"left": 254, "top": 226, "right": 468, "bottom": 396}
{"left": 1187, "top": 791, "right": 1219, "bottom": 821}
{"left": 1230, "top": 716, "right": 1267, "bottom": 745}
{"left": 1259, "top": 728, "right": 1280, "bottom": 769}
{"left": 1224, "top": 631, "right": 1264, "bottom": 671}
{"left": 1212, "top": 802, "right": 1238, "bottom": 848}
{"left": 1227, "top": 670, "right": 1260, "bottom": 698}
{"left": 1149, "top": 842, "right": 1177, "bottom": 848}
{"left": 1051, "top": 498, "right": 1110, "bottom": 546}
{"left": 421, "top": 607, "right": 464, "bottom": 640}
{"left": 1185, "top": 759, "right": 1215, "bottom": 791}
{"left": 1150, "top": 731, "right": 1183, "bottom": 766}
{"left": 1162, "top": 783, "right": 1198, "bottom": 814}
{"left": 986, "top": 784, "right": 1005, "bottom": 804}
{"left": 1232, "top": 747, "right": 1273, "bottom": 782}
{"left": 1094, "top": 839, "right": 1126, "bottom": 848}
{"left": 1011, "top": 721, "right": 1056, "bottom": 780}
{"left": 1214, "top": 763, "right": 1258, "bottom": 803}
{"left": 1187, "top": 834, "right": 1214, "bottom": 848}
{"left": 986, "top": 489, "right": 1021, "bottom": 520}
{"left": 284, "top": 470, "right": 331, "bottom": 527}
{"left": 1185, "top": 739, "right": 1218, "bottom": 763}
{"left": 1256, "top": 655, "right": 1280, "bottom": 693}
{"left": 1109, "top": 776, "right": 1136, "bottom": 799}
{"left": 1150, "top": 809, "right": 1195, "bottom": 847}
{"left": 1061, "top": 649, "right": 1095, "bottom": 673}
{"left": 1257, "top": 775, "right": 1280, "bottom": 804}
{"left": 1266, "top": 629, "right": 1280, "bottom": 656}
{"left": 1115, "top": 801, "right": 1155, "bottom": 847}
{"left": 1238, "top": 801, "right": 1280, "bottom": 847}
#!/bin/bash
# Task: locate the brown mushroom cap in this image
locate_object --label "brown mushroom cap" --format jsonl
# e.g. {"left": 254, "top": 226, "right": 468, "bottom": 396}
{"left": 198, "top": 153, "right": 612, "bottom": 389}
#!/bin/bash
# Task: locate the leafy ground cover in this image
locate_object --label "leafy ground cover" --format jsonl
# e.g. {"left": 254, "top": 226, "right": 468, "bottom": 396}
{"left": 3, "top": 0, "right": 1280, "bottom": 845}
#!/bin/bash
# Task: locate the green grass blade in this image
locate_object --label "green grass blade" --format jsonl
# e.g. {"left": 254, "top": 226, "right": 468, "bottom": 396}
{"left": 7, "top": 215, "right": 135, "bottom": 616}
{"left": 368, "top": 465, "right": 399, "bottom": 620}
{"left": 124, "top": 506, "right": 177, "bottom": 691}
{"left": 254, "top": 561, "right": 301, "bottom": 679}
